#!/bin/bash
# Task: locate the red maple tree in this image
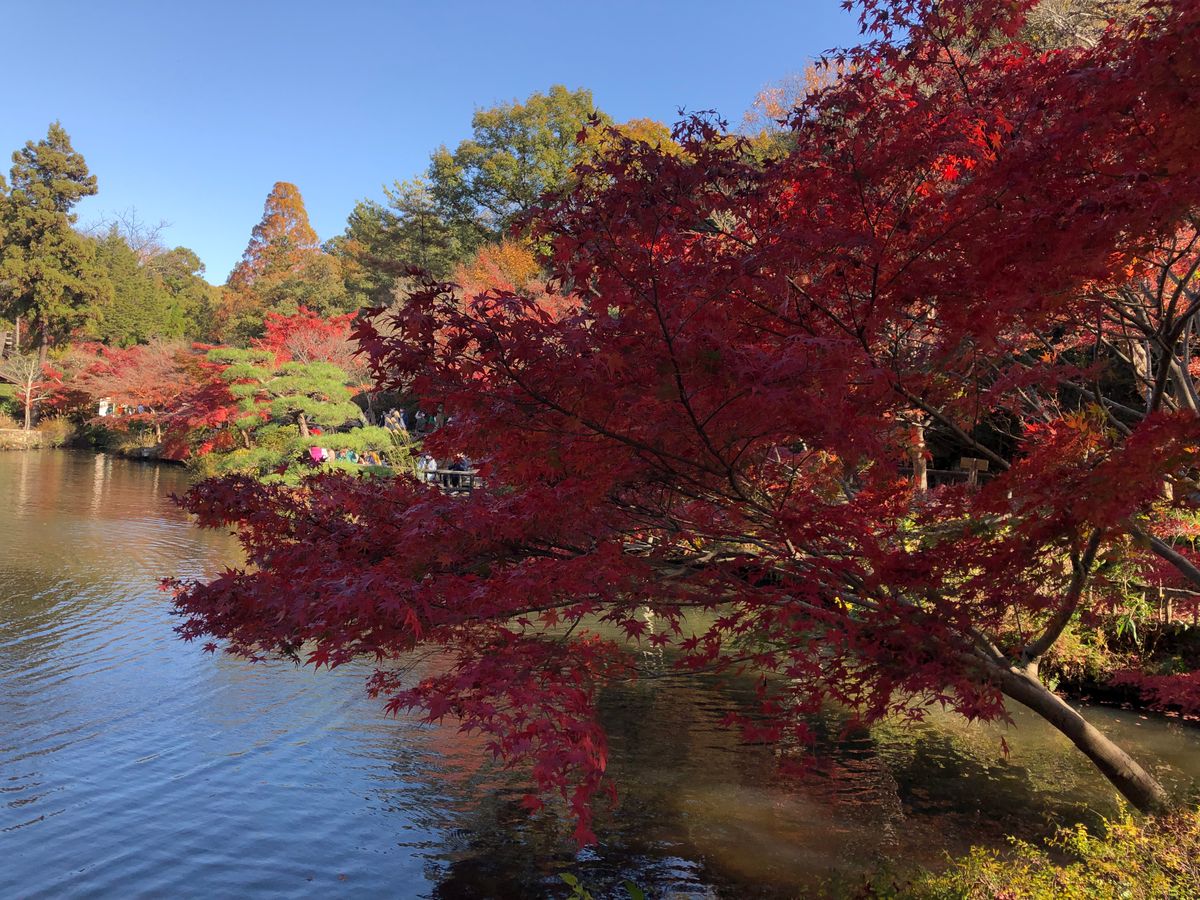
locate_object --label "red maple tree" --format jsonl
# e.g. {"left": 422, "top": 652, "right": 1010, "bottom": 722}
{"left": 76, "top": 341, "right": 198, "bottom": 443}
{"left": 162, "top": 364, "right": 243, "bottom": 458}
{"left": 169, "top": 0, "right": 1200, "bottom": 840}
{"left": 253, "top": 306, "right": 369, "bottom": 390}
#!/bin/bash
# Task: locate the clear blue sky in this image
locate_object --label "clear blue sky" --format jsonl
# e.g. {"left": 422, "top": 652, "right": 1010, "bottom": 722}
{"left": 2, "top": 1, "right": 859, "bottom": 284}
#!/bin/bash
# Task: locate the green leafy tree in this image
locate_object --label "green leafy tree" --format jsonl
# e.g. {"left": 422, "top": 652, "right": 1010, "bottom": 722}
{"left": 92, "top": 229, "right": 163, "bottom": 346}
{"left": 428, "top": 85, "right": 609, "bottom": 249}
{"left": 148, "top": 246, "right": 219, "bottom": 341}
{"left": 0, "top": 171, "right": 11, "bottom": 348}
{"left": 0, "top": 123, "right": 111, "bottom": 359}
{"left": 330, "top": 178, "right": 469, "bottom": 303}
{"left": 91, "top": 231, "right": 218, "bottom": 345}
{"left": 333, "top": 87, "right": 625, "bottom": 303}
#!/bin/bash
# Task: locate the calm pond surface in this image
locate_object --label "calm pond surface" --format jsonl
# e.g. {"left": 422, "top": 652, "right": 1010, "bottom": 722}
{"left": 3, "top": 450, "right": 1200, "bottom": 898}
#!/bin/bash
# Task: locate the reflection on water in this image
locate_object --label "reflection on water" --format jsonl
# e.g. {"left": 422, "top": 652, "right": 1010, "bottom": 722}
{"left": 2, "top": 450, "right": 1199, "bottom": 898}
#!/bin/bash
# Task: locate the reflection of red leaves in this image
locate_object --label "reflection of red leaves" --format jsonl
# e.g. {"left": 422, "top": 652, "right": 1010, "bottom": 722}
{"left": 1110, "top": 671, "right": 1200, "bottom": 716}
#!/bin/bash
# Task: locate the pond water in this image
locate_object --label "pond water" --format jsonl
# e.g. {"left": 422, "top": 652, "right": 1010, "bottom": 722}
{"left": 2, "top": 450, "right": 1199, "bottom": 898}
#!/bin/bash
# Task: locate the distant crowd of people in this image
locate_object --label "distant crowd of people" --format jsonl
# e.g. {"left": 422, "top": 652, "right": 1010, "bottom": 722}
{"left": 307, "top": 446, "right": 386, "bottom": 467}
{"left": 97, "top": 400, "right": 147, "bottom": 417}
{"left": 382, "top": 408, "right": 450, "bottom": 435}
{"left": 305, "top": 406, "right": 478, "bottom": 489}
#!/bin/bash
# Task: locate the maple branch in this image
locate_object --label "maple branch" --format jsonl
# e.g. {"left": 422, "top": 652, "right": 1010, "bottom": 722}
{"left": 644, "top": 277, "right": 746, "bottom": 499}
{"left": 1021, "top": 528, "right": 1104, "bottom": 668}
{"left": 970, "top": 627, "right": 1009, "bottom": 666}
{"left": 1130, "top": 524, "right": 1200, "bottom": 591}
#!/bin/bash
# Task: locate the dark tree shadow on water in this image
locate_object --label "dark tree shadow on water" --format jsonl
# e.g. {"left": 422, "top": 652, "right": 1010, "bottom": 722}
{"left": 376, "top": 677, "right": 1137, "bottom": 899}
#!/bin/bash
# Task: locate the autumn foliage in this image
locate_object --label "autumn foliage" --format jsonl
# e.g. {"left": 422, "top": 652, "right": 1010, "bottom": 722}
{"left": 170, "top": 0, "right": 1200, "bottom": 841}
{"left": 450, "top": 239, "right": 576, "bottom": 322}
{"left": 218, "top": 182, "right": 348, "bottom": 341}
{"left": 254, "top": 306, "right": 363, "bottom": 373}
{"left": 74, "top": 341, "right": 197, "bottom": 442}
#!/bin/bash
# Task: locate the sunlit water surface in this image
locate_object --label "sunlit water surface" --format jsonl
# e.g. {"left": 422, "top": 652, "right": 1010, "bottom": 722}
{"left": 2, "top": 450, "right": 1199, "bottom": 898}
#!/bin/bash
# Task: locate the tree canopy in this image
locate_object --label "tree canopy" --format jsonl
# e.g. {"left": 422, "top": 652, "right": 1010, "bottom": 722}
{"left": 329, "top": 87, "right": 650, "bottom": 300}
{"left": 220, "top": 181, "right": 349, "bottom": 343}
{"left": 90, "top": 230, "right": 214, "bottom": 345}
{"left": 169, "top": 0, "right": 1200, "bottom": 843}
{"left": 429, "top": 85, "right": 607, "bottom": 248}
{"left": 207, "top": 346, "right": 363, "bottom": 438}
{"left": 0, "top": 122, "right": 110, "bottom": 356}
{"left": 74, "top": 341, "right": 198, "bottom": 441}
{"left": 332, "top": 178, "right": 469, "bottom": 302}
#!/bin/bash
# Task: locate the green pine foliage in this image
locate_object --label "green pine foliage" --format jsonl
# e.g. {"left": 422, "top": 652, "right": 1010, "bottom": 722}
{"left": 266, "top": 360, "right": 364, "bottom": 428}
{"left": 209, "top": 348, "right": 364, "bottom": 435}
{"left": 203, "top": 422, "right": 412, "bottom": 485}
{"left": 0, "top": 124, "right": 218, "bottom": 350}
{"left": 200, "top": 348, "right": 413, "bottom": 484}
{"left": 330, "top": 179, "right": 469, "bottom": 304}
{"left": 0, "top": 122, "right": 111, "bottom": 352}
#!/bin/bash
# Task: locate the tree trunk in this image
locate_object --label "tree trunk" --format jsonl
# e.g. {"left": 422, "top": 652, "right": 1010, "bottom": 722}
{"left": 910, "top": 421, "right": 928, "bottom": 492}
{"left": 1129, "top": 337, "right": 1152, "bottom": 410}
{"left": 36, "top": 315, "right": 48, "bottom": 367}
{"left": 994, "top": 663, "right": 1171, "bottom": 814}
{"left": 23, "top": 385, "right": 33, "bottom": 432}
{"left": 297, "top": 413, "right": 309, "bottom": 438}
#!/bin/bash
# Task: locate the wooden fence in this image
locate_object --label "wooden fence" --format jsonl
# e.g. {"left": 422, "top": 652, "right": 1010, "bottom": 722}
{"left": 1144, "top": 585, "right": 1200, "bottom": 626}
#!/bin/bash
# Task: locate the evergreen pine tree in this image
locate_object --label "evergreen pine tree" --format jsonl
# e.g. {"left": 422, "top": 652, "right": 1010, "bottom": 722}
{"left": 0, "top": 122, "right": 111, "bottom": 359}
{"left": 209, "top": 347, "right": 363, "bottom": 440}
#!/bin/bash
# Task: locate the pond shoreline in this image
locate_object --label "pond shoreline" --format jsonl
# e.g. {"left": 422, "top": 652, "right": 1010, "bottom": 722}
{"left": 7, "top": 447, "right": 1196, "bottom": 722}
{"left": 0, "top": 433, "right": 185, "bottom": 464}
{"left": 0, "top": 427, "right": 47, "bottom": 450}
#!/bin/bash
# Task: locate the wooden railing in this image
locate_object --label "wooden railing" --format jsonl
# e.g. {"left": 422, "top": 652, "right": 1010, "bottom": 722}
{"left": 427, "top": 469, "right": 480, "bottom": 493}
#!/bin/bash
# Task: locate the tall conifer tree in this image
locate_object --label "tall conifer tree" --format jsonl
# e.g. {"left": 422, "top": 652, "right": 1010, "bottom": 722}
{"left": 0, "top": 122, "right": 110, "bottom": 359}
{"left": 220, "top": 182, "right": 347, "bottom": 343}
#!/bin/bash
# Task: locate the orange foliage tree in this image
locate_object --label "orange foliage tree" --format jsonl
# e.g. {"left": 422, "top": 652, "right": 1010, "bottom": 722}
{"left": 451, "top": 240, "right": 575, "bottom": 323}
{"left": 219, "top": 182, "right": 348, "bottom": 343}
